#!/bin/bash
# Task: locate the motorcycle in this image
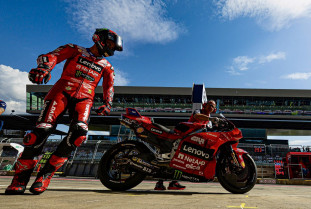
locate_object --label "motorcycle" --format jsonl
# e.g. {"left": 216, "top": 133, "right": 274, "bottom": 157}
{"left": 97, "top": 108, "right": 257, "bottom": 194}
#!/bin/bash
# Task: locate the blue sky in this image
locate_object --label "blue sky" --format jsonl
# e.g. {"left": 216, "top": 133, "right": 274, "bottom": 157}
{"left": 1, "top": 0, "right": 311, "bottom": 144}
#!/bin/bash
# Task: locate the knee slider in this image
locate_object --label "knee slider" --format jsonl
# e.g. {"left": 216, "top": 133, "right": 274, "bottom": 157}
{"left": 23, "top": 133, "right": 37, "bottom": 146}
{"left": 24, "top": 123, "right": 54, "bottom": 146}
{"left": 70, "top": 122, "right": 88, "bottom": 147}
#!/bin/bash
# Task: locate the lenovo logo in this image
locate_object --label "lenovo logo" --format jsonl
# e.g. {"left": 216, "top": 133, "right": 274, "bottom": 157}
{"left": 180, "top": 142, "right": 214, "bottom": 160}
{"left": 77, "top": 57, "right": 103, "bottom": 73}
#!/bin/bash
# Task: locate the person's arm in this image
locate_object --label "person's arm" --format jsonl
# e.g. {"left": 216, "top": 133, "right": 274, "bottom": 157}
{"left": 96, "top": 66, "right": 115, "bottom": 116}
{"left": 194, "top": 113, "right": 219, "bottom": 123}
{"left": 193, "top": 113, "right": 210, "bottom": 121}
{"left": 0, "top": 107, "right": 4, "bottom": 115}
{"left": 28, "top": 44, "right": 78, "bottom": 84}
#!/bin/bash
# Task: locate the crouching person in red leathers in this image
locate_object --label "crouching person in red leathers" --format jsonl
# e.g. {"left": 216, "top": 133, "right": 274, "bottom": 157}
{"left": 5, "top": 28, "right": 123, "bottom": 195}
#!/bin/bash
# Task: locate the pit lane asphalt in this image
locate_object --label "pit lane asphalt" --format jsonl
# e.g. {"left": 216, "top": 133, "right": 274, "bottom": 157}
{"left": 0, "top": 176, "right": 310, "bottom": 209}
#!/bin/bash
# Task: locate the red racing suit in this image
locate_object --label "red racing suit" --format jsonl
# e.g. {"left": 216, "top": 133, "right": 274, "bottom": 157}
{"left": 22, "top": 44, "right": 115, "bottom": 159}
{"left": 6, "top": 43, "right": 117, "bottom": 195}
{"left": 188, "top": 109, "right": 210, "bottom": 125}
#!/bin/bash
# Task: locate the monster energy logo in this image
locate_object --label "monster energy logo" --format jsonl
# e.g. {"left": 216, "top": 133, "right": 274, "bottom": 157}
{"left": 75, "top": 70, "right": 95, "bottom": 81}
{"left": 173, "top": 170, "right": 183, "bottom": 180}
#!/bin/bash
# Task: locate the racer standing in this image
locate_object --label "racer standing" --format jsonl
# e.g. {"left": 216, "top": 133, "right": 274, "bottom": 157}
{"left": 5, "top": 28, "right": 123, "bottom": 195}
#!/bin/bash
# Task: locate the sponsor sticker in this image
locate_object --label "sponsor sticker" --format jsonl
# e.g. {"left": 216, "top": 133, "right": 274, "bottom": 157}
{"left": 180, "top": 174, "right": 200, "bottom": 182}
{"left": 47, "top": 101, "right": 58, "bottom": 123}
{"left": 65, "top": 86, "right": 72, "bottom": 91}
{"left": 75, "top": 70, "right": 95, "bottom": 81}
{"left": 177, "top": 153, "right": 206, "bottom": 166}
{"left": 150, "top": 128, "right": 162, "bottom": 134}
{"left": 77, "top": 57, "right": 103, "bottom": 73}
{"left": 172, "top": 158, "right": 185, "bottom": 164}
{"left": 185, "top": 163, "right": 201, "bottom": 170}
{"left": 123, "top": 118, "right": 135, "bottom": 125}
{"left": 83, "top": 104, "right": 90, "bottom": 121}
{"left": 173, "top": 170, "right": 183, "bottom": 179}
{"left": 136, "top": 127, "right": 144, "bottom": 133}
{"left": 190, "top": 136, "right": 205, "bottom": 145}
{"left": 180, "top": 141, "right": 214, "bottom": 160}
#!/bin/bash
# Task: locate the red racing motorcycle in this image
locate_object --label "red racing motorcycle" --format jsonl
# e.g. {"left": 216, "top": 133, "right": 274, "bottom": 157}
{"left": 98, "top": 108, "right": 257, "bottom": 194}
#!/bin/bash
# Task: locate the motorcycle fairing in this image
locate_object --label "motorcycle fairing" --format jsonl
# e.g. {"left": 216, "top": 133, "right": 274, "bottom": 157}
{"left": 170, "top": 127, "right": 245, "bottom": 179}
{"left": 170, "top": 132, "right": 219, "bottom": 177}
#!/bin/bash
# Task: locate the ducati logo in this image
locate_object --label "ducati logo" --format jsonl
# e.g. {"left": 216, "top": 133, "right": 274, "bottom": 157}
{"left": 83, "top": 105, "right": 90, "bottom": 121}
{"left": 47, "top": 101, "right": 58, "bottom": 123}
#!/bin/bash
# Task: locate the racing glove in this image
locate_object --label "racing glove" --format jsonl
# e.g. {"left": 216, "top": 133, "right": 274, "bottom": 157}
{"left": 28, "top": 68, "right": 51, "bottom": 84}
{"left": 95, "top": 101, "right": 112, "bottom": 116}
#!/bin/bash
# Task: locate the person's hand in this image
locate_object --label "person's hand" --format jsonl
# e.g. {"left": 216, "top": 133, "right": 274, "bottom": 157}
{"left": 28, "top": 68, "right": 51, "bottom": 84}
{"left": 212, "top": 117, "right": 219, "bottom": 123}
{"left": 95, "top": 102, "right": 112, "bottom": 116}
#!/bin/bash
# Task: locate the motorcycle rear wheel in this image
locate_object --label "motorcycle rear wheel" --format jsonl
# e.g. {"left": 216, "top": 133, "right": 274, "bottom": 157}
{"left": 97, "top": 142, "right": 147, "bottom": 191}
{"left": 216, "top": 153, "right": 257, "bottom": 194}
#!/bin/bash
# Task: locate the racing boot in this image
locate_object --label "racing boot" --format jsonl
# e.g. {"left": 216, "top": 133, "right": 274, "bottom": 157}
{"left": 154, "top": 180, "right": 166, "bottom": 190}
{"left": 5, "top": 159, "right": 38, "bottom": 195}
{"left": 167, "top": 181, "right": 186, "bottom": 190}
{"left": 30, "top": 155, "right": 67, "bottom": 195}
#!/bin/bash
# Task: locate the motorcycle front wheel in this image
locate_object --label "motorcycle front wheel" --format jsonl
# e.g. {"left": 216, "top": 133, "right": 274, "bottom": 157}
{"left": 97, "top": 142, "right": 147, "bottom": 191}
{"left": 216, "top": 153, "right": 257, "bottom": 194}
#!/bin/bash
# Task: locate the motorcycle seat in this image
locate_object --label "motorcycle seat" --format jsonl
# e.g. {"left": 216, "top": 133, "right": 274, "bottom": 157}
{"left": 153, "top": 123, "right": 174, "bottom": 134}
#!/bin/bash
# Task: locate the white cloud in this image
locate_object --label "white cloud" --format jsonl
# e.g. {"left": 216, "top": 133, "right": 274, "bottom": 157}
{"left": 66, "top": 0, "right": 183, "bottom": 44}
{"left": 226, "top": 66, "right": 242, "bottom": 75}
{"left": 233, "top": 56, "right": 255, "bottom": 71}
{"left": 215, "top": 0, "right": 311, "bottom": 31}
{"left": 0, "top": 64, "right": 32, "bottom": 114}
{"left": 259, "top": 52, "right": 286, "bottom": 64}
{"left": 282, "top": 72, "right": 311, "bottom": 80}
{"left": 228, "top": 51, "right": 286, "bottom": 75}
{"left": 114, "top": 69, "right": 130, "bottom": 86}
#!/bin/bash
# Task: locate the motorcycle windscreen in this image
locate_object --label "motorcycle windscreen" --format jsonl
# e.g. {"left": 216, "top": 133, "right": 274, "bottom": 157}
{"left": 126, "top": 108, "right": 142, "bottom": 117}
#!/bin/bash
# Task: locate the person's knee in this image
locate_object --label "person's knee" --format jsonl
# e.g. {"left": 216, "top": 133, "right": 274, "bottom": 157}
{"left": 23, "top": 123, "right": 54, "bottom": 146}
{"left": 22, "top": 123, "right": 54, "bottom": 158}
{"left": 53, "top": 122, "right": 88, "bottom": 157}
{"left": 70, "top": 122, "right": 88, "bottom": 146}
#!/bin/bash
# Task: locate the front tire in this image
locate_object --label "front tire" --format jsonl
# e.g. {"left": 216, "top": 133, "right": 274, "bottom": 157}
{"left": 97, "top": 142, "right": 147, "bottom": 191}
{"left": 217, "top": 153, "right": 257, "bottom": 194}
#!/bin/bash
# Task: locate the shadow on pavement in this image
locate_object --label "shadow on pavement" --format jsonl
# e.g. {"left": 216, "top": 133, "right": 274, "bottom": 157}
{"left": 41, "top": 188, "right": 229, "bottom": 195}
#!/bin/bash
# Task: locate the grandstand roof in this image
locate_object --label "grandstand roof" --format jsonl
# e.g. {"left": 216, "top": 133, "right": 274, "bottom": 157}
{"left": 27, "top": 85, "right": 311, "bottom": 97}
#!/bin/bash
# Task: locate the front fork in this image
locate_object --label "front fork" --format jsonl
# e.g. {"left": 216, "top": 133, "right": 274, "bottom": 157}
{"left": 224, "top": 144, "right": 246, "bottom": 170}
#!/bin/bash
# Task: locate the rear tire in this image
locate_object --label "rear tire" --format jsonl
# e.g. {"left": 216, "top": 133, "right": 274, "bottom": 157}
{"left": 217, "top": 153, "right": 257, "bottom": 194}
{"left": 97, "top": 142, "right": 147, "bottom": 191}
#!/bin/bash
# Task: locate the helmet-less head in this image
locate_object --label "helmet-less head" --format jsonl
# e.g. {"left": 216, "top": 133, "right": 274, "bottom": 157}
{"left": 202, "top": 100, "right": 217, "bottom": 114}
{"left": 92, "top": 28, "right": 123, "bottom": 57}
